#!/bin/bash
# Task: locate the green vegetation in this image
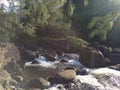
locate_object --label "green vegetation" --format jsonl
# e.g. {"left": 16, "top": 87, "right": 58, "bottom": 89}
{"left": 0, "top": 43, "right": 13, "bottom": 90}
{"left": 1, "top": 0, "right": 120, "bottom": 47}
{"left": 0, "top": 43, "right": 11, "bottom": 69}
{"left": 0, "top": 9, "right": 22, "bottom": 42}
{"left": 88, "top": 12, "right": 120, "bottom": 41}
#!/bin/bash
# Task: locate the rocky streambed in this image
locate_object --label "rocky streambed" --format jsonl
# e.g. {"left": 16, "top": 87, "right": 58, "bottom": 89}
{"left": 23, "top": 54, "right": 120, "bottom": 90}
{"left": 48, "top": 68, "right": 120, "bottom": 90}
{"left": 2, "top": 43, "right": 120, "bottom": 90}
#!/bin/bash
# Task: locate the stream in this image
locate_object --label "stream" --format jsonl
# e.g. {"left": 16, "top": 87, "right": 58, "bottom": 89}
{"left": 24, "top": 54, "right": 120, "bottom": 90}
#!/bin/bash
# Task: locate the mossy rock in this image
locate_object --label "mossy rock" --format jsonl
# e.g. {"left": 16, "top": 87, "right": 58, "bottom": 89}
{"left": 38, "top": 36, "right": 89, "bottom": 53}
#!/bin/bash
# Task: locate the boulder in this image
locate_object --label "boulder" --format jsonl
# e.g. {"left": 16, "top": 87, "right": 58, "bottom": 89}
{"left": 76, "top": 68, "right": 90, "bottom": 75}
{"left": 44, "top": 53, "right": 56, "bottom": 61}
{"left": 26, "top": 77, "right": 50, "bottom": 89}
{"left": 18, "top": 47, "right": 36, "bottom": 68}
{"left": 23, "top": 65, "right": 59, "bottom": 79}
{"left": 42, "top": 49, "right": 58, "bottom": 61}
{"left": 5, "top": 43, "right": 21, "bottom": 61}
{"left": 79, "top": 47, "right": 109, "bottom": 68}
{"left": 60, "top": 58, "right": 68, "bottom": 62}
{"left": 19, "top": 47, "right": 35, "bottom": 61}
{"left": 48, "top": 69, "right": 76, "bottom": 84}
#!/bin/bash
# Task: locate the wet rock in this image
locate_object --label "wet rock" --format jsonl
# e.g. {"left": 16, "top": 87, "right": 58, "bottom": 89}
{"left": 26, "top": 77, "right": 50, "bottom": 89}
{"left": 62, "top": 53, "right": 79, "bottom": 60}
{"left": 76, "top": 68, "right": 90, "bottom": 75}
{"left": 44, "top": 53, "right": 56, "bottom": 61}
{"left": 99, "top": 45, "right": 111, "bottom": 58}
{"left": 60, "top": 58, "right": 68, "bottom": 62}
{"left": 79, "top": 47, "right": 109, "bottom": 68}
{"left": 42, "top": 49, "right": 58, "bottom": 61}
{"left": 48, "top": 69, "right": 76, "bottom": 84}
{"left": 19, "top": 47, "right": 35, "bottom": 61}
{"left": 31, "top": 60, "right": 40, "bottom": 64}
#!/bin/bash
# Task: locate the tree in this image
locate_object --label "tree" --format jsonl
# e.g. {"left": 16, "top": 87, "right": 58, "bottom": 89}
{"left": 88, "top": 12, "right": 120, "bottom": 41}
{"left": 18, "top": 0, "right": 74, "bottom": 37}
{"left": 0, "top": 9, "right": 22, "bottom": 42}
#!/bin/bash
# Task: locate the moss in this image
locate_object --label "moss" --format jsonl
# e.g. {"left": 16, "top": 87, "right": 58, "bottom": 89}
{"left": 38, "top": 36, "right": 89, "bottom": 52}
{"left": 66, "top": 36, "right": 89, "bottom": 47}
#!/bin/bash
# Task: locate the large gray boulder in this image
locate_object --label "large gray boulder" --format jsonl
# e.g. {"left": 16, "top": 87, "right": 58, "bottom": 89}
{"left": 5, "top": 43, "right": 21, "bottom": 61}
{"left": 23, "top": 65, "right": 58, "bottom": 79}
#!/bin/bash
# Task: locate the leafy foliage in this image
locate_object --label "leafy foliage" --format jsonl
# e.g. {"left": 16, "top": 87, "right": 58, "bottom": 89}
{"left": 19, "top": 0, "right": 74, "bottom": 37}
{"left": 88, "top": 12, "right": 120, "bottom": 41}
{"left": 0, "top": 9, "right": 22, "bottom": 42}
{"left": 66, "top": 0, "right": 75, "bottom": 17}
